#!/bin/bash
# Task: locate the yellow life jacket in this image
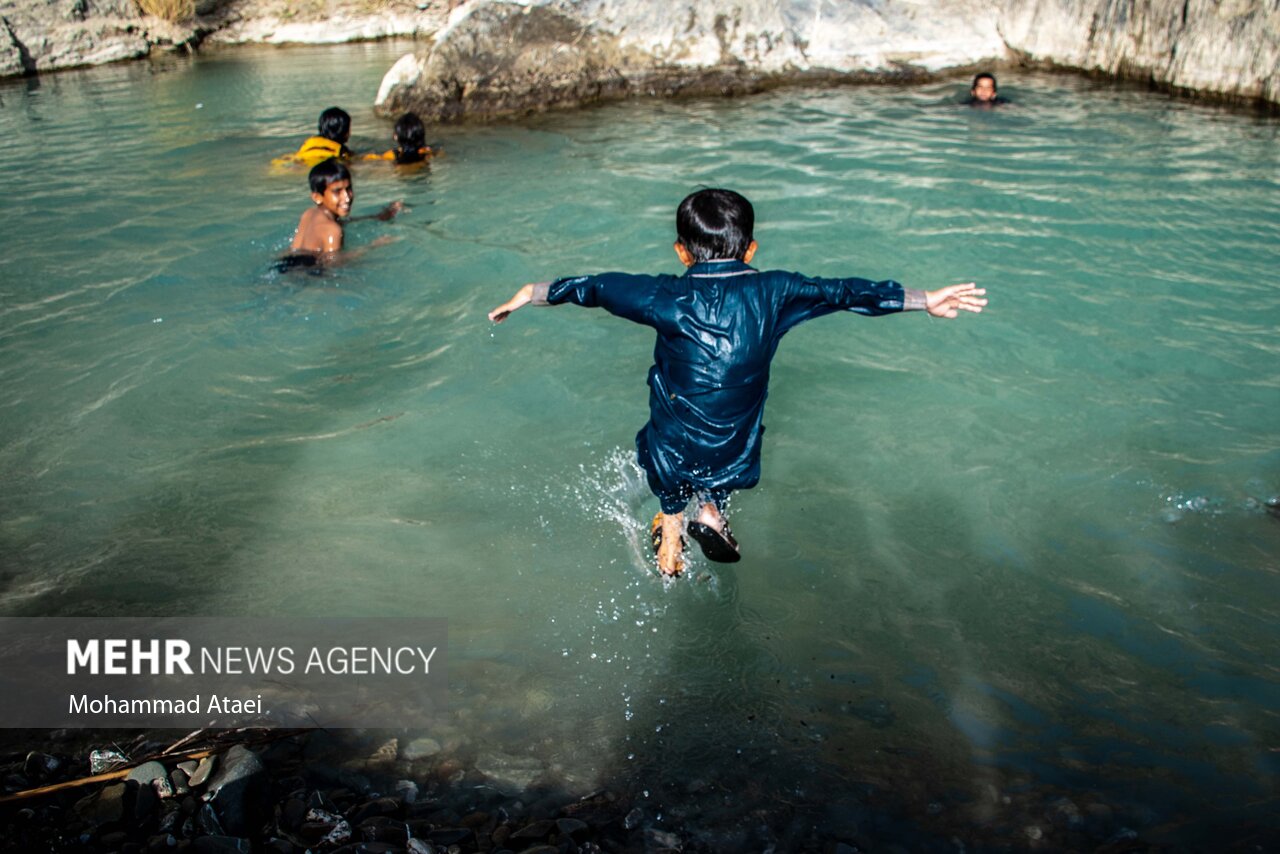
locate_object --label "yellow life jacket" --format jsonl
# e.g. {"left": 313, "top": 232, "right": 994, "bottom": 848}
{"left": 361, "top": 147, "right": 433, "bottom": 164}
{"left": 272, "top": 136, "right": 349, "bottom": 168}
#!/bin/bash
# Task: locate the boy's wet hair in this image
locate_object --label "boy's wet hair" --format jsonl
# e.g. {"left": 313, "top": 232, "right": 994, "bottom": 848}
{"left": 393, "top": 113, "right": 427, "bottom": 164}
{"left": 972, "top": 72, "right": 997, "bottom": 89}
{"left": 676, "top": 188, "right": 755, "bottom": 262}
{"left": 318, "top": 107, "right": 352, "bottom": 143}
{"left": 309, "top": 158, "right": 352, "bottom": 195}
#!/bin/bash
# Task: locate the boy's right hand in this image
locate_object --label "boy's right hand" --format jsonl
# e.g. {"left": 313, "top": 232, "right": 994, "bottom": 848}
{"left": 488, "top": 284, "right": 534, "bottom": 323}
{"left": 925, "top": 283, "right": 987, "bottom": 318}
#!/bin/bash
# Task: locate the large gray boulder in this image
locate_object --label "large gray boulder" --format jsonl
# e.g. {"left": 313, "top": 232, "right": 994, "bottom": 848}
{"left": 375, "top": 0, "right": 1280, "bottom": 120}
{"left": 374, "top": 0, "right": 1005, "bottom": 120}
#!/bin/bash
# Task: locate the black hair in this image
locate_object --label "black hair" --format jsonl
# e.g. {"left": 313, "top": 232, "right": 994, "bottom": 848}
{"left": 318, "top": 107, "right": 352, "bottom": 143}
{"left": 393, "top": 113, "right": 428, "bottom": 164}
{"left": 308, "top": 158, "right": 352, "bottom": 195}
{"left": 972, "top": 72, "right": 997, "bottom": 90}
{"left": 676, "top": 188, "right": 755, "bottom": 262}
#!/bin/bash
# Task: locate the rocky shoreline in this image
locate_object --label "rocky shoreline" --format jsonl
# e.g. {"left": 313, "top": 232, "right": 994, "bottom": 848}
{"left": 3, "top": 0, "right": 1277, "bottom": 112}
{"left": 0, "top": 0, "right": 449, "bottom": 79}
{"left": 1, "top": 726, "right": 1177, "bottom": 852}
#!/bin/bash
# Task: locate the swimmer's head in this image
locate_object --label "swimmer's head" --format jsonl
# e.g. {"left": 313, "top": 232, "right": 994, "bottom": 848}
{"left": 393, "top": 113, "right": 428, "bottom": 164}
{"left": 675, "top": 188, "right": 757, "bottom": 265}
{"left": 394, "top": 113, "right": 426, "bottom": 150}
{"left": 971, "top": 73, "right": 998, "bottom": 102}
{"left": 309, "top": 159, "right": 353, "bottom": 218}
{"left": 318, "top": 107, "right": 352, "bottom": 143}
{"left": 309, "top": 158, "right": 352, "bottom": 195}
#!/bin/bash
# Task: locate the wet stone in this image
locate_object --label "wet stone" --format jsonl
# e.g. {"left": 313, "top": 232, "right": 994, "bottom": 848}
{"left": 197, "top": 802, "right": 226, "bottom": 836}
{"left": 188, "top": 755, "right": 217, "bottom": 787}
{"left": 135, "top": 779, "right": 159, "bottom": 820}
{"left": 513, "top": 847, "right": 558, "bottom": 854}
{"left": 204, "top": 745, "right": 266, "bottom": 836}
{"left": 128, "top": 760, "right": 169, "bottom": 786}
{"left": 403, "top": 737, "right": 442, "bottom": 760}
{"left": 360, "top": 815, "right": 409, "bottom": 842}
{"left": 429, "top": 827, "right": 473, "bottom": 845}
{"left": 158, "top": 805, "right": 181, "bottom": 834}
{"left": 192, "top": 836, "right": 252, "bottom": 854}
{"left": 474, "top": 752, "right": 544, "bottom": 794}
{"left": 395, "top": 779, "right": 420, "bottom": 804}
{"left": 280, "top": 797, "right": 307, "bottom": 829}
{"left": 75, "top": 782, "right": 131, "bottom": 826}
{"left": 146, "top": 833, "right": 178, "bottom": 852}
{"left": 644, "top": 828, "right": 681, "bottom": 849}
{"left": 406, "top": 840, "right": 435, "bottom": 854}
{"left": 24, "top": 751, "right": 61, "bottom": 779}
{"left": 556, "top": 818, "right": 588, "bottom": 838}
{"left": 100, "top": 831, "right": 129, "bottom": 847}
{"left": 169, "top": 768, "right": 191, "bottom": 796}
{"left": 421, "top": 807, "right": 462, "bottom": 825}
{"left": 623, "top": 808, "right": 643, "bottom": 830}
{"left": 2, "top": 772, "right": 29, "bottom": 792}
{"left": 177, "top": 761, "right": 199, "bottom": 777}
{"left": 349, "top": 796, "right": 401, "bottom": 824}
{"left": 510, "top": 819, "right": 555, "bottom": 839}
{"left": 308, "top": 790, "right": 336, "bottom": 812}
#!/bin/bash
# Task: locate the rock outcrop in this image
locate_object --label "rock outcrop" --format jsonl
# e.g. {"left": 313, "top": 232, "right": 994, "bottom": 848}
{"left": 999, "top": 0, "right": 1280, "bottom": 105}
{"left": 374, "top": 0, "right": 1006, "bottom": 119}
{"left": 0, "top": 0, "right": 445, "bottom": 78}
{"left": 375, "top": 0, "right": 1280, "bottom": 120}
{"left": 0, "top": 0, "right": 154, "bottom": 76}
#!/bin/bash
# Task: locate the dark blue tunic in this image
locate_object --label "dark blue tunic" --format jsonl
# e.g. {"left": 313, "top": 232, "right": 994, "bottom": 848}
{"left": 545, "top": 259, "right": 909, "bottom": 513}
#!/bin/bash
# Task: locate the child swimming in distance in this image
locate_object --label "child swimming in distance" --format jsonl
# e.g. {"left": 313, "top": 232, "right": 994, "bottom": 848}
{"left": 277, "top": 159, "right": 404, "bottom": 273}
{"left": 273, "top": 107, "right": 354, "bottom": 168}
{"left": 967, "top": 72, "right": 1006, "bottom": 107}
{"left": 364, "top": 113, "right": 436, "bottom": 166}
{"left": 489, "top": 188, "right": 986, "bottom": 576}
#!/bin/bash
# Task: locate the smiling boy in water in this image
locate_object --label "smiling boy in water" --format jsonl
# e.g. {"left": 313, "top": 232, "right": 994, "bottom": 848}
{"left": 279, "top": 159, "right": 403, "bottom": 272}
{"left": 489, "top": 188, "right": 987, "bottom": 576}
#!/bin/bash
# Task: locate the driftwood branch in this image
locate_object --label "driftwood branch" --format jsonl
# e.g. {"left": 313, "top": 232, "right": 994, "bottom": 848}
{"left": 0, "top": 728, "right": 306, "bottom": 804}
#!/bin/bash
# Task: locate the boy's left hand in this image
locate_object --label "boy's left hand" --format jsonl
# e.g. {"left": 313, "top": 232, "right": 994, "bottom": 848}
{"left": 926, "top": 283, "right": 987, "bottom": 318}
{"left": 489, "top": 284, "right": 535, "bottom": 323}
{"left": 377, "top": 201, "right": 406, "bottom": 221}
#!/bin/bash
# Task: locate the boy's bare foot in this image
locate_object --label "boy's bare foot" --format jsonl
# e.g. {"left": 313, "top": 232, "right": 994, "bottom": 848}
{"left": 650, "top": 512, "right": 686, "bottom": 576}
{"left": 687, "top": 502, "right": 741, "bottom": 563}
{"left": 695, "top": 502, "right": 724, "bottom": 530}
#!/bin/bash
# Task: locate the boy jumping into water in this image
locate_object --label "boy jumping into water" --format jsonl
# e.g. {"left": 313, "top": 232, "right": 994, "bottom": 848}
{"left": 488, "top": 188, "right": 986, "bottom": 576}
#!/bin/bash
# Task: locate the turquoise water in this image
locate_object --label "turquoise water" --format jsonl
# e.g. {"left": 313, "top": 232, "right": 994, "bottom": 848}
{"left": 2, "top": 43, "right": 1278, "bottom": 847}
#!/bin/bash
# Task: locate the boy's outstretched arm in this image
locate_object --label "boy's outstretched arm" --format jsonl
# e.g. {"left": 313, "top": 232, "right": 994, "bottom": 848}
{"left": 489, "top": 282, "right": 550, "bottom": 323}
{"left": 925, "top": 283, "right": 987, "bottom": 318}
{"left": 346, "top": 200, "right": 406, "bottom": 223}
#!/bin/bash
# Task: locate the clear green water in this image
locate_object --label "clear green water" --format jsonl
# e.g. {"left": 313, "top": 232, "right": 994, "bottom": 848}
{"left": 1, "top": 43, "right": 1278, "bottom": 847}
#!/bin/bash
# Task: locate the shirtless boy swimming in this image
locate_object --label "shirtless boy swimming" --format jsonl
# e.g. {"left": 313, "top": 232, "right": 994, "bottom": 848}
{"left": 278, "top": 159, "right": 403, "bottom": 272}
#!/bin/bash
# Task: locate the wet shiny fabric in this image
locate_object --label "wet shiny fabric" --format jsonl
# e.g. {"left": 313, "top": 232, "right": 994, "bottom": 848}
{"left": 546, "top": 259, "right": 907, "bottom": 513}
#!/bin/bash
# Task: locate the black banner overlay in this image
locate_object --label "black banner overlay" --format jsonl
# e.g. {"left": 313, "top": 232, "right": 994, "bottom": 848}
{"left": 0, "top": 618, "right": 448, "bottom": 728}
